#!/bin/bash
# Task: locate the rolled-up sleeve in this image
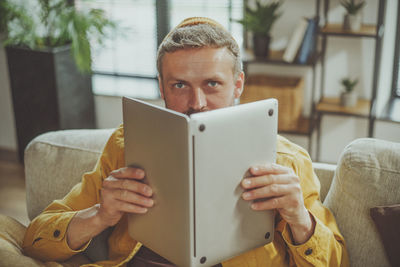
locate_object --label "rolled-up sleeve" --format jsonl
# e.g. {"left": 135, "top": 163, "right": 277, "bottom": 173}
{"left": 279, "top": 146, "right": 349, "bottom": 267}
{"left": 22, "top": 126, "right": 125, "bottom": 262}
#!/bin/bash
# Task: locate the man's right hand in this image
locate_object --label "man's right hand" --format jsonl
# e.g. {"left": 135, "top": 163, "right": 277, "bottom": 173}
{"left": 66, "top": 167, "right": 153, "bottom": 250}
{"left": 98, "top": 167, "right": 154, "bottom": 227}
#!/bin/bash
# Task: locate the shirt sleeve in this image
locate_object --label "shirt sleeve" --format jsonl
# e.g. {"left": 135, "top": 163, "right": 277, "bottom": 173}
{"left": 279, "top": 148, "right": 350, "bottom": 267}
{"left": 22, "top": 127, "right": 125, "bottom": 262}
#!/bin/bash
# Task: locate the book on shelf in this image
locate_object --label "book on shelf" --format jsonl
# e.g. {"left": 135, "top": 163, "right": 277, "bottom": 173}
{"left": 296, "top": 17, "right": 318, "bottom": 64}
{"left": 283, "top": 17, "right": 317, "bottom": 64}
{"left": 282, "top": 18, "right": 308, "bottom": 62}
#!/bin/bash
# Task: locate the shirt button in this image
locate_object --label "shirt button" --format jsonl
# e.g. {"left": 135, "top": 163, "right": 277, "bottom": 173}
{"left": 305, "top": 248, "right": 313, "bottom": 256}
{"left": 53, "top": 230, "right": 61, "bottom": 238}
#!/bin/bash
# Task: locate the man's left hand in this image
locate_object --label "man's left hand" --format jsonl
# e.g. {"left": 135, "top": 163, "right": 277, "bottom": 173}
{"left": 241, "top": 163, "right": 315, "bottom": 245}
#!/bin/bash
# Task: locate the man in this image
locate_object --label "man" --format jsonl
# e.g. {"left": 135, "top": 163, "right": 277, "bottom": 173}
{"left": 23, "top": 17, "right": 349, "bottom": 266}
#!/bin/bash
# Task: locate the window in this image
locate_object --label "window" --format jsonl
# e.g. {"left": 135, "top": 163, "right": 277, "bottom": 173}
{"left": 392, "top": 1, "right": 400, "bottom": 98}
{"left": 75, "top": 0, "right": 243, "bottom": 99}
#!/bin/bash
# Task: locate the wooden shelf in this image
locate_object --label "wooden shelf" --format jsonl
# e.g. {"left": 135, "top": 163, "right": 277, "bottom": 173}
{"left": 243, "top": 49, "right": 319, "bottom": 67}
{"left": 320, "top": 23, "right": 377, "bottom": 38}
{"left": 279, "top": 117, "right": 313, "bottom": 136}
{"left": 316, "top": 97, "right": 370, "bottom": 117}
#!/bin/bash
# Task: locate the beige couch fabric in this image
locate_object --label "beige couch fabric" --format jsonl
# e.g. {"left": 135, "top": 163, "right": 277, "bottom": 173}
{"left": 24, "top": 129, "right": 114, "bottom": 220}
{"left": 0, "top": 214, "right": 90, "bottom": 267}
{"left": 324, "top": 138, "right": 400, "bottom": 267}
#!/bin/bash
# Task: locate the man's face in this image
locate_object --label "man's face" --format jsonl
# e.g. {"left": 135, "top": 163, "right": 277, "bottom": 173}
{"left": 159, "top": 47, "right": 244, "bottom": 115}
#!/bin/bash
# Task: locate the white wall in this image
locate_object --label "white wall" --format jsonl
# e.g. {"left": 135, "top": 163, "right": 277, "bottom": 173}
{"left": 94, "top": 95, "right": 164, "bottom": 129}
{"left": 0, "top": 35, "right": 17, "bottom": 151}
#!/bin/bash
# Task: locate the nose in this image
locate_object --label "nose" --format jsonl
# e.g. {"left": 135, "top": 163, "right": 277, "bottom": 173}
{"left": 189, "top": 87, "right": 207, "bottom": 111}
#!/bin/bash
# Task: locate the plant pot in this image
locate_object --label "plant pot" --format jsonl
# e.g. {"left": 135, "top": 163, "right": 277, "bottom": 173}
{"left": 6, "top": 45, "right": 96, "bottom": 162}
{"left": 340, "top": 91, "right": 358, "bottom": 107}
{"left": 253, "top": 34, "right": 271, "bottom": 59}
{"left": 343, "top": 13, "right": 362, "bottom": 31}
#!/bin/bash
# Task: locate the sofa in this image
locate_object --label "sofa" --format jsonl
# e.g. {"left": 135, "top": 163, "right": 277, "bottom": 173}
{"left": 0, "top": 128, "right": 399, "bottom": 266}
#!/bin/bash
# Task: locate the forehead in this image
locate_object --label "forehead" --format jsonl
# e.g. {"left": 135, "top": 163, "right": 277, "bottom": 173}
{"left": 161, "top": 47, "right": 235, "bottom": 80}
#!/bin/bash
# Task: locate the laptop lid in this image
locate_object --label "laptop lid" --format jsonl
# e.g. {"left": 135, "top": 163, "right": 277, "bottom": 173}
{"left": 123, "top": 97, "right": 277, "bottom": 266}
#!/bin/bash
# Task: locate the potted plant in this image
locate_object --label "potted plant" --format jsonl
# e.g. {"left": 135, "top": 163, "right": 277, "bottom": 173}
{"left": 341, "top": 0, "right": 366, "bottom": 31}
{"left": 236, "top": 0, "right": 283, "bottom": 59}
{"left": 0, "top": 0, "right": 115, "bottom": 161}
{"left": 340, "top": 77, "right": 358, "bottom": 107}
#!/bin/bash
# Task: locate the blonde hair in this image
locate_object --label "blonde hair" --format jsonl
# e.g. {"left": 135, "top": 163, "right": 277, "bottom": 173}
{"left": 157, "top": 17, "right": 241, "bottom": 78}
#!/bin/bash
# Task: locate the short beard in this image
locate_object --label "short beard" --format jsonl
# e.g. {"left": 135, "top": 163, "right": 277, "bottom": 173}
{"left": 185, "top": 107, "right": 209, "bottom": 116}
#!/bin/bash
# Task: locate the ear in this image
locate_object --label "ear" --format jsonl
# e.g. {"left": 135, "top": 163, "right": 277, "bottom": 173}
{"left": 234, "top": 71, "right": 245, "bottom": 99}
{"left": 158, "top": 75, "right": 165, "bottom": 99}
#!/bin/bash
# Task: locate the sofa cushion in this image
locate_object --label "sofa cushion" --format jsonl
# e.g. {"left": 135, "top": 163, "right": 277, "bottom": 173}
{"left": 370, "top": 204, "right": 400, "bottom": 267}
{"left": 24, "top": 129, "right": 114, "bottom": 220}
{"left": 323, "top": 138, "right": 400, "bottom": 267}
{"left": 0, "top": 214, "right": 90, "bottom": 266}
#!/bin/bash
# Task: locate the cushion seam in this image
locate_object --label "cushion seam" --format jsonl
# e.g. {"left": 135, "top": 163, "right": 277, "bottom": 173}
{"left": 343, "top": 161, "right": 400, "bottom": 175}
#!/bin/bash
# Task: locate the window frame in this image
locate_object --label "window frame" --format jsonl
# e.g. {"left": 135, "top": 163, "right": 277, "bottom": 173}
{"left": 77, "top": 0, "right": 242, "bottom": 99}
{"left": 391, "top": 1, "right": 400, "bottom": 98}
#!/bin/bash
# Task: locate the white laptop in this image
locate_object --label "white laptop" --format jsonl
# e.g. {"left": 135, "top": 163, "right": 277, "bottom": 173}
{"left": 123, "top": 97, "right": 278, "bottom": 267}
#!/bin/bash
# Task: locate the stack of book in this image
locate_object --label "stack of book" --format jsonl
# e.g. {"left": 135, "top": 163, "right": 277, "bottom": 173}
{"left": 283, "top": 17, "right": 318, "bottom": 64}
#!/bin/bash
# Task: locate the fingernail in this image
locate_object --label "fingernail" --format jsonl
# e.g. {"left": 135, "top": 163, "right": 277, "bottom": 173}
{"left": 137, "top": 169, "right": 145, "bottom": 177}
{"left": 243, "top": 179, "right": 251, "bottom": 187}
{"left": 110, "top": 169, "right": 120, "bottom": 175}
{"left": 243, "top": 192, "right": 251, "bottom": 199}
{"left": 145, "top": 187, "right": 153, "bottom": 196}
{"left": 251, "top": 166, "right": 259, "bottom": 172}
{"left": 251, "top": 203, "right": 257, "bottom": 210}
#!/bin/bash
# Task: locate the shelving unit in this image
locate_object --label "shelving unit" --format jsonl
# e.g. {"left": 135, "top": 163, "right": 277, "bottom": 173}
{"left": 315, "top": 0, "right": 386, "bottom": 160}
{"left": 242, "top": 48, "right": 319, "bottom": 153}
{"left": 240, "top": 0, "right": 387, "bottom": 159}
{"left": 241, "top": 1, "right": 322, "bottom": 156}
{"left": 316, "top": 98, "right": 370, "bottom": 117}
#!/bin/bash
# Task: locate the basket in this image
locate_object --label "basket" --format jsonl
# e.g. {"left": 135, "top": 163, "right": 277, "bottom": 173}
{"left": 241, "top": 75, "right": 304, "bottom": 131}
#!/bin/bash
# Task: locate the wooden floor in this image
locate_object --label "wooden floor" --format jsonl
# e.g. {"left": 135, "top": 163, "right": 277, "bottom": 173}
{"left": 0, "top": 160, "right": 30, "bottom": 226}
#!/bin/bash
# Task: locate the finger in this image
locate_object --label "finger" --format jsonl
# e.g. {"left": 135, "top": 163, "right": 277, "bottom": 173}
{"left": 110, "top": 167, "right": 145, "bottom": 180}
{"left": 113, "top": 198, "right": 149, "bottom": 214}
{"left": 103, "top": 177, "right": 153, "bottom": 197}
{"left": 250, "top": 196, "right": 287, "bottom": 211}
{"left": 250, "top": 163, "right": 292, "bottom": 176}
{"left": 241, "top": 174, "right": 297, "bottom": 189}
{"left": 112, "top": 189, "right": 154, "bottom": 208}
{"left": 242, "top": 183, "right": 295, "bottom": 201}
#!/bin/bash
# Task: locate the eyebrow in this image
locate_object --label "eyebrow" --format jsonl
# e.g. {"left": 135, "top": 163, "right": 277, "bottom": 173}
{"left": 166, "top": 74, "right": 225, "bottom": 82}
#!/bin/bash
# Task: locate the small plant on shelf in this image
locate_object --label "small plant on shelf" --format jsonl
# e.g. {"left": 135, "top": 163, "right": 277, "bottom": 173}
{"left": 235, "top": 0, "right": 283, "bottom": 59}
{"left": 340, "top": 77, "right": 358, "bottom": 107}
{"left": 340, "top": 0, "right": 366, "bottom": 31}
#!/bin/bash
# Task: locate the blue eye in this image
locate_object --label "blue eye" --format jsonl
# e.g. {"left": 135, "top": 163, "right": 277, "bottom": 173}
{"left": 208, "top": 81, "right": 218, "bottom": 87}
{"left": 174, "top": 83, "right": 185, "bottom": 89}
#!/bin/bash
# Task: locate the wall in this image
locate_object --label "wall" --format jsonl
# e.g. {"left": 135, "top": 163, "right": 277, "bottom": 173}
{"left": 317, "top": 0, "right": 400, "bottom": 163}
{"left": 94, "top": 95, "right": 164, "bottom": 129}
{"left": 0, "top": 35, "right": 17, "bottom": 152}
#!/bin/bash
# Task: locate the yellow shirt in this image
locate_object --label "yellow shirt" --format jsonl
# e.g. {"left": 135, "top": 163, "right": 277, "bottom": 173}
{"left": 23, "top": 125, "right": 350, "bottom": 266}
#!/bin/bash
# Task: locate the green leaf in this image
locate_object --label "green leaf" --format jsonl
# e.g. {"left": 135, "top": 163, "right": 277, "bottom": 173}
{"left": 1, "top": 0, "right": 118, "bottom": 73}
{"left": 235, "top": 0, "right": 283, "bottom": 35}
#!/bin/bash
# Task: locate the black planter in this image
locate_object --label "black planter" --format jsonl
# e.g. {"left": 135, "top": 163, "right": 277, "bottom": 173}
{"left": 253, "top": 34, "right": 271, "bottom": 59}
{"left": 6, "top": 45, "right": 96, "bottom": 162}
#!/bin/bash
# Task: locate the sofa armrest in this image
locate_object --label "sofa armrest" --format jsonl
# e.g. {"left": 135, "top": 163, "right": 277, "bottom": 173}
{"left": 323, "top": 138, "right": 400, "bottom": 267}
{"left": 24, "top": 128, "right": 115, "bottom": 220}
{"left": 312, "top": 162, "right": 336, "bottom": 202}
